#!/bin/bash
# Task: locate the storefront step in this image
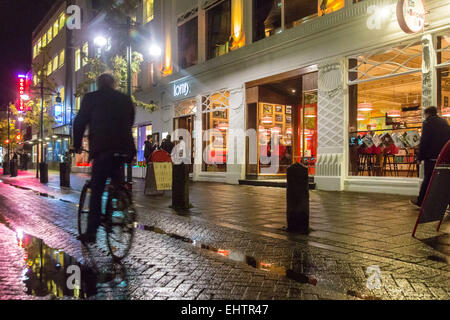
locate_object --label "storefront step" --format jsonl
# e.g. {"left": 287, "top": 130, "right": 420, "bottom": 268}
{"left": 239, "top": 179, "right": 316, "bottom": 190}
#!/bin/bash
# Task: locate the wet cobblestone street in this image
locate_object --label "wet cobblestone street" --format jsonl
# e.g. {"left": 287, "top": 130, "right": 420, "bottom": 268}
{"left": 0, "top": 171, "right": 448, "bottom": 300}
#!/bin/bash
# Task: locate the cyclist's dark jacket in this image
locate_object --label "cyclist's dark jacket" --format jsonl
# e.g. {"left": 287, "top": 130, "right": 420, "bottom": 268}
{"left": 418, "top": 115, "right": 450, "bottom": 161}
{"left": 73, "top": 87, "right": 136, "bottom": 161}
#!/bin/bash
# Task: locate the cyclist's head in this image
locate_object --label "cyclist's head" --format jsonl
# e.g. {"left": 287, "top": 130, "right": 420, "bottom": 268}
{"left": 98, "top": 73, "right": 115, "bottom": 90}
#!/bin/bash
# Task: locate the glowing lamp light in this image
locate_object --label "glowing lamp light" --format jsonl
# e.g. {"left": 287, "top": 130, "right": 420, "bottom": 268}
{"left": 271, "top": 127, "right": 282, "bottom": 134}
{"left": 18, "top": 117, "right": 24, "bottom": 122}
{"left": 20, "top": 94, "right": 30, "bottom": 101}
{"left": 387, "top": 110, "right": 401, "bottom": 117}
{"left": 94, "top": 36, "right": 108, "bottom": 48}
{"left": 358, "top": 102, "right": 373, "bottom": 112}
{"left": 286, "top": 128, "right": 292, "bottom": 135}
{"left": 218, "top": 122, "right": 229, "bottom": 131}
{"left": 149, "top": 44, "right": 162, "bottom": 57}
{"left": 442, "top": 107, "right": 450, "bottom": 117}
{"left": 217, "top": 249, "right": 229, "bottom": 257}
{"left": 261, "top": 116, "right": 273, "bottom": 124}
{"left": 357, "top": 114, "right": 366, "bottom": 121}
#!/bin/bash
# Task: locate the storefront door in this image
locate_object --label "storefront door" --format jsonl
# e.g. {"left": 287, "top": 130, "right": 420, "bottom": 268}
{"left": 174, "top": 115, "right": 195, "bottom": 173}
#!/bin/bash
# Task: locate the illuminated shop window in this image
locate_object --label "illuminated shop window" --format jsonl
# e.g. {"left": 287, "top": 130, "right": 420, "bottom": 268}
{"left": 82, "top": 42, "right": 89, "bottom": 66}
{"left": 59, "top": 13, "right": 65, "bottom": 31}
{"left": 348, "top": 41, "right": 423, "bottom": 178}
{"left": 47, "top": 61, "right": 53, "bottom": 76}
{"left": 258, "top": 103, "right": 293, "bottom": 174}
{"left": 59, "top": 50, "right": 65, "bottom": 68}
{"left": 253, "top": 0, "right": 281, "bottom": 41}
{"left": 53, "top": 20, "right": 59, "bottom": 37}
{"left": 207, "top": 0, "right": 231, "bottom": 60}
{"left": 75, "top": 48, "right": 81, "bottom": 71}
{"left": 53, "top": 56, "right": 58, "bottom": 72}
{"left": 202, "top": 90, "right": 230, "bottom": 172}
{"left": 178, "top": 17, "right": 198, "bottom": 69}
{"left": 144, "top": 0, "right": 154, "bottom": 23}
{"left": 253, "top": 0, "right": 344, "bottom": 42}
{"left": 437, "top": 34, "right": 450, "bottom": 124}
{"left": 47, "top": 27, "right": 53, "bottom": 44}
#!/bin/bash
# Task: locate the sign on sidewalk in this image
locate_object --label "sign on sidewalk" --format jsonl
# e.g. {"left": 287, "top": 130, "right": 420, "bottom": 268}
{"left": 412, "top": 141, "right": 450, "bottom": 237}
{"left": 144, "top": 150, "right": 173, "bottom": 195}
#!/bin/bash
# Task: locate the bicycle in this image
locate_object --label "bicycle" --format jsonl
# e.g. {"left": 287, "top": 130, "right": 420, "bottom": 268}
{"left": 76, "top": 150, "right": 137, "bottom": 261}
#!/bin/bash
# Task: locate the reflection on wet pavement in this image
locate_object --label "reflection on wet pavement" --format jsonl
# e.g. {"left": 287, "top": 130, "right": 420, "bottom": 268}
{"left": 139, "top": 224, "right": 317, "bottom": 285}
{"left": 17, "top": 231, "right": 98, "bottom": 299}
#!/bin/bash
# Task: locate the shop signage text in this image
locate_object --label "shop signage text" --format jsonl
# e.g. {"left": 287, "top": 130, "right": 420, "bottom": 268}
{"left": 396, "top": 0, "right": 425, "bottom": 34}
{"left": 173, "top": 82, "right": 190, "bottom": 97}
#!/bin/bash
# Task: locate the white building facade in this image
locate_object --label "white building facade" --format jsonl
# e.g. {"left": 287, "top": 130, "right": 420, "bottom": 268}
{"left": 109, "top": 0, "right": 450, "bottom": 195}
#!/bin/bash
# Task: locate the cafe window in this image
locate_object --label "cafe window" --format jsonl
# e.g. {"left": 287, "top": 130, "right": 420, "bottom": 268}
{"left": 202, "top": 90, "right": 230, "bottom": 172}
{"left": 437, "top": 34, "right": 450, "bottom": 124}
{"left": 253, "top": 0, "right": 282, "bottom": 41}
{"left": 206, "top": 0, "right": 231, "bottom": 60}
{"left": 178, "top": 17, "right": 198, "bottom": 69}
{"left": 348, "top": 41, "right": 423, "bottom": 178}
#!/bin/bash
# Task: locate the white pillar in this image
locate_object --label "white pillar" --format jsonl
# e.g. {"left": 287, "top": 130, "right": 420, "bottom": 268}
{"left": 315, "top": 58, "right": 346, "bottom": 191}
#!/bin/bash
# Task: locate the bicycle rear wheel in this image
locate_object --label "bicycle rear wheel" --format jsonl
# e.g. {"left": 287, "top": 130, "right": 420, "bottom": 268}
{"left": 105, "top": 187, "right": 136, "bottom": 261}
{"left": 78, "top": 183, "right": 91, "bottom": 236}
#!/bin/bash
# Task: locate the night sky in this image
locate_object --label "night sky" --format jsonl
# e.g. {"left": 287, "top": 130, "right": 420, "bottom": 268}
{"left": 0, "top": 0, "right": 54, "bottom": 110}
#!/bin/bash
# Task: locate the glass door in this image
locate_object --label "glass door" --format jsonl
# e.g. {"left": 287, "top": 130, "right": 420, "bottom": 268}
{"left": 174, "top": 115, "right": 195, "bottom": 173}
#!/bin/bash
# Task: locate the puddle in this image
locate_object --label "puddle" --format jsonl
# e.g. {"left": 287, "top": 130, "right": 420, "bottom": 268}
{"left": 138, "top": 224, "right": 317, "bottom": 285}
{"left": 17, "top": 230, "right": 98, "bottom": 299}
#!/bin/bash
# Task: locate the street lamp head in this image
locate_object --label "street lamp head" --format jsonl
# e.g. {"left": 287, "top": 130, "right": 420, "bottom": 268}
{"left": 149, "top": 44, "right": 162, "bottom": 58}
{"left": 94, "top": 35, "right": 108, "bottom": 48}
{"left": 18, "top": 117, "right": 24, "bottom": 122}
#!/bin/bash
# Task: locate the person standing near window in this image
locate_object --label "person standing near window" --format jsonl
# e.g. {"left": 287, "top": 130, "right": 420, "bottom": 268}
{"left": 410, "top": 106, "right": 450, "bottom": 208}
{"left": 144, "top": 135, "right": 155, "bottom": 163}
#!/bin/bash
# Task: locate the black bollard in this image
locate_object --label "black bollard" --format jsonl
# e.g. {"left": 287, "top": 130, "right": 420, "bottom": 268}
{"left": 10, "top": 159, "right": 18, "bottom": 177}
{"left": 172, "top": 163, "right": 189, "bottom": 210}
{"left": 40, "top": 162, "right": 48, "bottom": 184}
{"left": 60, "top": 162, "right": 70, "bottom": 188}
{"left": 286, "top": 163, "right": 310, "bottom": 234}
{"left": 3, "top": 161, "right": 10, "bottom": 175}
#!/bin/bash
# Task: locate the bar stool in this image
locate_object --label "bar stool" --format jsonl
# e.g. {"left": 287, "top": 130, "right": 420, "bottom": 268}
{"left": 383, "top": 154, "right": 399, "bottom": 177}
{"left": 358, "top": 154, "right": 375, "bottom": 176}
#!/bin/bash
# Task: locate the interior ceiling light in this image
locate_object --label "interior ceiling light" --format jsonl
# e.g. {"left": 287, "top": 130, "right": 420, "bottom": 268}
{"left": 387, "top": 110, "right": 401, "bottom": 117}
{"left": 358, "top": 102, "right": 373, "bottom": 112}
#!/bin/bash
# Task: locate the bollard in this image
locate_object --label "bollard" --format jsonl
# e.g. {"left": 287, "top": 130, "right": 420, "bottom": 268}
{"left": 3, "top": 161, "right": 11, "bottom": 175}
{"left": 10, "top": 159, "right": 18, "bottom": 177}
{"left": 172, "top": 163, "right": 189, "bottom": 210}
{"left": 286, "top": 163, "right": 310, "bottom": 234}
{"left": 60, "top": 162, "right": 70, "bottom": 188}
{"left": 40, "top": 162, "right": 49, "bottom": 184}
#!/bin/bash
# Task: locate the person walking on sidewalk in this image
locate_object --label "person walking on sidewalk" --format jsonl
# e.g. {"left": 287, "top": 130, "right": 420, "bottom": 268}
{"left": 72, "top": 73, "right": 136, "bottom": 243}
{"left": 410, "top": 106, "right": 450, "bottom": 208}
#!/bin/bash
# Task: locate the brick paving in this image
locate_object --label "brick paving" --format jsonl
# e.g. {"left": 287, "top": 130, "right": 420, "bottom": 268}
{"left": 0, "top": 169, "right": 448, "bottom": 300}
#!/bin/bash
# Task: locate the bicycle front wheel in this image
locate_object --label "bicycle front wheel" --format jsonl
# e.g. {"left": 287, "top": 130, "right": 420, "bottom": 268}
{"left": 105, "top": 189, "right": 136, "bottom": 261}
{"left": 78, "top": 182, "right": 91, "bottom": 236}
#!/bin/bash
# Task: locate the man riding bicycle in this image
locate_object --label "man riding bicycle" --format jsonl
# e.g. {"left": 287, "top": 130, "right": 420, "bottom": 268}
{"left": 73, "top": 73, "right": 136, "bottom": 244}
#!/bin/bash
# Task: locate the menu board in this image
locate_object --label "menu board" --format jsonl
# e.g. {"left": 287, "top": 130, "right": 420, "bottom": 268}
{"left": 153, "top": 162, "right": 173, "bottom": 191}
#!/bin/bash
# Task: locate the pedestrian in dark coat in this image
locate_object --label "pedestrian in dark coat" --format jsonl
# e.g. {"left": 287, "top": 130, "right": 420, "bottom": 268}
{"left": 144, "top": 135, "right": 155, "bottom": 163}
{"left": 411, "top": 106, "right": 450, "bottom": 207}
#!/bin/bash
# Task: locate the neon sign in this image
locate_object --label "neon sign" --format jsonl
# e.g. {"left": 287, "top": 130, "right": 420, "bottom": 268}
{"left": 16, "top": 75, "right": 30, "bottom": 111}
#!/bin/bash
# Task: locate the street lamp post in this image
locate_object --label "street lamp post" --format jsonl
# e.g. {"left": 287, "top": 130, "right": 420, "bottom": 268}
{"left": 94, "top": 18, "right": 161, "bottom": 184}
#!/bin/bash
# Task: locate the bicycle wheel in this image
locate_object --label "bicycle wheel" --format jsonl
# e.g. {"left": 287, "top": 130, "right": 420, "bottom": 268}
{"left": 78, "top": 182, "right": 91, "bottom": 236}
{"left": 105, "top": 186, "right": 136, "bottom": 261}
